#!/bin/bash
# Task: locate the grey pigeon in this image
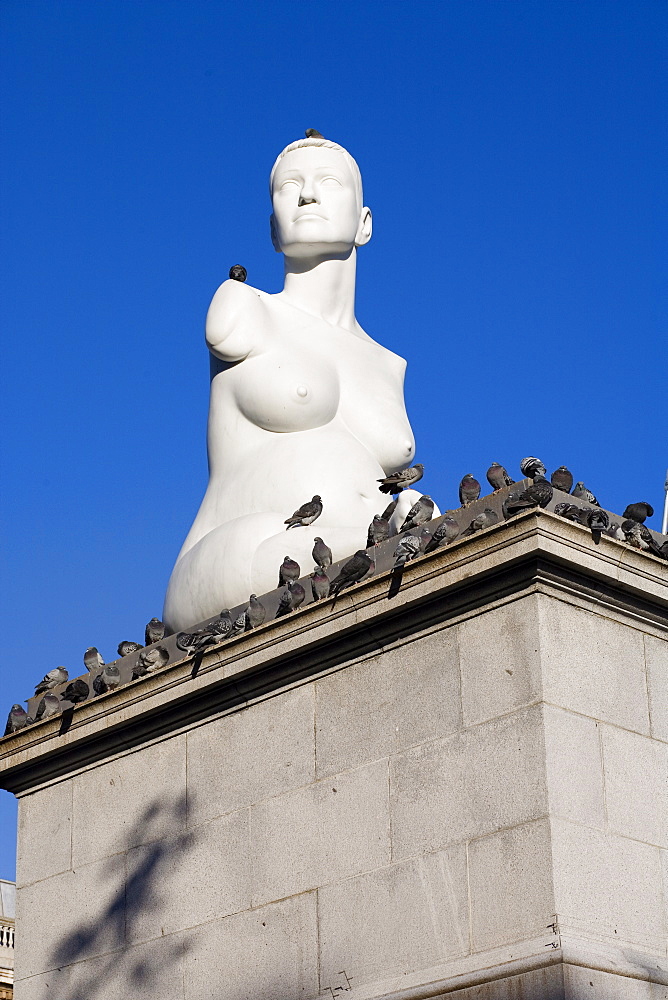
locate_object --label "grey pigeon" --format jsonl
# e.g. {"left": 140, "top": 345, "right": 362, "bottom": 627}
{"left": 137, "top": 645, "right": 169, "bottom": 671}
{"left": 554, "top": 502, "right": 584, "bottom": 522}
{"left": 424, "top": 514, "right": 460, "bottom": 552}
{"left": 551, "top": 466, "right": 574, "bottom": 493}
{"left": 4, "top": 704, "right": 28, "bottom": 736}
{"left": 64, "top": 679, "right": 90, "bottom": 704}
{"left": 275, "top": 587, "right": 293, "bottom": 617}
{"left": 285, "top": 496, "right": 323, "bottom": 529}
{"left": 504, "top": 477, "right": 553, "bottom": 517}
{"left": 462, "top": 508, "right": 499, "bottom": 535}
{"left": 605, "top": 521, "right": 624, "bottom": 541}
{"left": 586, "top": 507, "right": 609, "bottom": 544}
{"left": 34, "top": 665, "right": 68, "bottom": 696}
{"left": 571, "top": 482, "right": 600, "bottom": 506}
{"left": 287, "top": 580, "right": 306, "bottom": 611}
{"left": 83, "top": 647, "right": 104, "bottom": 673}
{"left": 213, "top": 610, "right": 233, "bottom": 639}
{"left": 520, "top": 457, "right": 547, "bottom": 480}
{"left": 176, "top": 611, "right": 232, "bottom": 654}
{"left": 245, "top": 594, "right": 266, "bottom": 630}
{"left": 228, "top": 264, "right": 247, "bottom": 282}
{"left": 459, "top": 474, "right": 481, "bottom": 507}
{"left": 418, "top": 527, "right": 433, "bottom": 553}
{"left": 400, "top": 495, "right": 434, "bottom": 532}
{"left": 230, "top": 611, "right": 246, "bottom": 636}
{"left": 381, "top": 498, "right": 399, "bottom": 520}
{"left": 279, "top": 556, "right": 301, "bottom": 587}
{"left": 486, "top": 463, "right": 515, "bottom": 491}
{"left": 378, "top": 463, "right": 424, "bottom": 495}
{"left": 93, "top": 663, "right": 122, "bottom": 696}
{"left": 305, "top": 128, "right": 324, "bottom": 138}
{"left": 145, "top": 618, "right": 166, "bottom": 645}
{"left": 35, "top": 693, "right": 61, "bottom": 721}
{"left": 329, "top": 550, "right": 373, "bottom": 595}
{"left": 621, "top": 520, "right": 663, "bottom": 557}
{"left": 117, "top": 641, "right": 142, "bottom": 658}
{"left": 393, "top": 533, "right": 420, "bottom": 567}
{"left": 367, "top": 515, "right": 390, "bottom": 547}
{"left": 622, "top": 502, "right": 654, "bottom": 524}
{"left": 311, "top": 568, "right": 331, "bottom": 600}
{"left": 312, "top": 537, "right": 332, "bottom": 568}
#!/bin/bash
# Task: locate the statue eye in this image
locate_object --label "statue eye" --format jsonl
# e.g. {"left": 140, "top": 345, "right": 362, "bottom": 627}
{"left": 280, "top": 179, "right": 300, "bottom": 190}
{"left": 321, "top": 176, "right": 342, "bottom": 187}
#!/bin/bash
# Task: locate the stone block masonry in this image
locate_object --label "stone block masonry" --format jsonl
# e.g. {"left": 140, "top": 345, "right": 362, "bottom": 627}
{"left": 1, "top": 510, "right": 667, "bottom": 999}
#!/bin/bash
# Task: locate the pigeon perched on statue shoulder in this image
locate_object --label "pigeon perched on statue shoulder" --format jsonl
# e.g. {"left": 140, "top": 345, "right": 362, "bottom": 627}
{"left": 228, "top": 264, "right": 247, "bottom": 282}
{"left": 378, "top": 464, "right": 424, "bottom": 495}
{"left": 285, "top": 496, "right": 323, "bottom": 529}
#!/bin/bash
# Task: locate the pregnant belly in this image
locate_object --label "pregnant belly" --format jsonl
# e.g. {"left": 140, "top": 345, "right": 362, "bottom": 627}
{"left": 229, "top": 359, "right": 339, "bottom": 433}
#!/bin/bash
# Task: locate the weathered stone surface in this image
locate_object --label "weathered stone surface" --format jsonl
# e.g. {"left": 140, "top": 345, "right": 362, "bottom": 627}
{"left": 13, "top": 966, "right": 71, "bottom": 1000}
{"left": 539, "top": 597, "right": 650, "bottom": 735}
{"left": 182, "top": 892, "right": 318, "bottom": 1000}
{"left": 16, "top": 780, "right": 71, "bottom": 887}
{"left": 126, "top": 808, "right": 250, "bottom": 944}
{"left": 468, "top": 818, "right": 555, "bottom": 951}
{"left": 71, "top": 736, "right": 187, "bottom": 868}
{"left": 646, "top": 634, "right": 668, "bottom": 743}
{"left": 543, "top": 706, "right": 605, "bottom": 827}
{"left": 315, "top": 629, "right": 461, "bottom": 777}
{"left": 602, "top": 725, "right": 668, "bottom": 848}
{"left": 67, "top": 933, "right": 187, "bottom": 1000}
{"left": 390, "top": 705, "right": 547, "bottom": 859}
{"left": 563, "top": 964, "right": 656, "bottom": 999}
{"left": 318, "top": 846, "right": 469, "bottom": 987}
{"left": 551, "top": 818, "right": 665, "bottom": 952}
{"left": 459, "top": 596, "right": 542, "bottom": 727}
{"left": 250, "top": 758, "right": 389, "bottom": 905}
{"left": 186, "top": 685, "right": 314, "bottom": 828}
{"left": 432, "top": 964, "right": 565, "bottom": 999}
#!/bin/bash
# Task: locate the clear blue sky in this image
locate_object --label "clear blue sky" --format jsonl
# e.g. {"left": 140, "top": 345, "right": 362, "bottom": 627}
{"left": 1, "top": 1, "right": 666, "bottom": 878}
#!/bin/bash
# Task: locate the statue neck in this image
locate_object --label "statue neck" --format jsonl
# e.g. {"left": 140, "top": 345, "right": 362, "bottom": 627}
{"left": 281, "top": 249, "right": 358, "bottom": 334}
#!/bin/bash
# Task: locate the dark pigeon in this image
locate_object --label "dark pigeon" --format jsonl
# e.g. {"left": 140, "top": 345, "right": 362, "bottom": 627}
{"left": 64, "top": 679, "right": 90, "bottom": 704}
{"left": 418, "top": 527, "right": 433, "bottom": 553}
{"left": 213, "top": 610, "right": 233, "bottom": 639}
{"left": 378, "top": 463, "right": 424, "bottom": 495}
{"left": 520, "top": 457, "right": 547, "bottom": 480}
{"left": 554, "top": 502, "right": 585, "bottom": 522}
{"left": 312, "top": 537, "right": 332, "bottom": 569}
{"left": 285, "top": 496, "right": 323, "bottom": 529}
{"left": 228, "top": 264, "right": 247, "bottom": 282}
{"left": 35, "top": 693, "right": 60, "bottom": 721}
{"left": 4, "top": 704, "right": 28, "bottom": 736}
{"left": 83, "top": 648, "right": 104, "bottom": 673}
{"left": 459, "top": 474, "right": 481, "bottom": 507}
{"left": 367, "top": 515, "right": 390, "bottom": 547}
{"left": 145, "top": 618, "right": 166, "bottom": 646}
{"left": 461, "top": 508, "right": 500, "bottom": 535}
{"left": 330, "top": 550, "right": 373, "bottom": 595}
{"left": 621, "top": 520, "right": 663, "bottom": 557}
{"left": 400, "top": 495, "right": 435, "bottom": 531}
{"left": 622, "top": 502, "right": 654, "bottom": 524}
{"left": 571, "top": 482, "right": 600, "bottom": 506}
{"left": 551, "top": 466, "right": 574, "bottom": 493}
{"left": 246, "top": 594, "right": 266, "bottom": 630}
{"left": 275, "top": 587, "right": 293, "bottom": 617}
{"left": 117, "top": 641, "right": 142, "bottom": 658}
{"left": 311, "top": 569, "right": 331, "bottom": 601}
{"left": 34, "top": 665, "right": 68, "bottom": 696}
{"left": 393, "top": 534, "right": 420, "bottom": 567}
{"left": 504, "top": 477, "right": 553, "bottom": 517}
{"left": 486, "top": 463, "right": 514, "bottom": 492}
{"left": 287, "top": 580, "right": 306, "bottom": 611}
{"left": 381, "top": 498, "right": 399, "bottom": 520}
{"left": 424, "top": 514, "right": 460, "bottom": 552}
{"left": 279, "top": 556, "right": 301, "bottom": 587}
{"left": 586, "top": 507, "right": 609, "bottom": 544}
{"left": 305, "top": 128, "right": 324, "bottom": 138}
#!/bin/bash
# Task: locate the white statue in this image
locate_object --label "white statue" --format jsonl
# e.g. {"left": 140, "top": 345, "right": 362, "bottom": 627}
{"left": 163, "top": 136, "right": 427, "bottom": 631}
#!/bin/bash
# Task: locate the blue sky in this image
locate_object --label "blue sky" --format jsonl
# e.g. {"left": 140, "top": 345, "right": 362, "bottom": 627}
{"left": 0, "top": 1, "right": 666, "bottom": 877}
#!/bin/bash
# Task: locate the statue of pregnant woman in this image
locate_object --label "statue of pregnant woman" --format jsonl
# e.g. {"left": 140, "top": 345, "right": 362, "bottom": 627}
{"left": 163, "top": 135, "right": 430, "bottom": 631}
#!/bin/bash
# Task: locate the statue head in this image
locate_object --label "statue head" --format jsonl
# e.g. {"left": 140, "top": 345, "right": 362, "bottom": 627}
{"left": 269, "top": 137, "right": 372, "bottom": 259}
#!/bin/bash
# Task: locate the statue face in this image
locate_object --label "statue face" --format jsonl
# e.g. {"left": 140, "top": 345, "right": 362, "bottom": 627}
{"left": 271, "top": 146, "right": 371, "bottom": 258}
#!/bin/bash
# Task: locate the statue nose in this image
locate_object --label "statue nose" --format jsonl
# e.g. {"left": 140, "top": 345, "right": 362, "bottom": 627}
{"left": 298, "top": 193, "right": 317, "bottom": 206}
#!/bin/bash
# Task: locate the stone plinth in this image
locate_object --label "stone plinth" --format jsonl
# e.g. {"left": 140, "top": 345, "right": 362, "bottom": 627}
{"left": 1, "top": 511, "right": 667, "bottom": 1000}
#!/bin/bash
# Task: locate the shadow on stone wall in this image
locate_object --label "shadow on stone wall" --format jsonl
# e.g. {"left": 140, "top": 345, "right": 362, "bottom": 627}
{"left": 49, "top": 793, "right": 192, "bottom": 999}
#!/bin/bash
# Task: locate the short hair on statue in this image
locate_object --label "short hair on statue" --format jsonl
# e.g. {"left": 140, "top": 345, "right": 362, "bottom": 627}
{"left": 269, "top": 137, "right": 364, "bottom": 212}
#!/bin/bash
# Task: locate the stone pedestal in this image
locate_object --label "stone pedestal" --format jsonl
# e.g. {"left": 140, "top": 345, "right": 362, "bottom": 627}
{"left": 1, "top": 511, "right": 667, "bottom": 999}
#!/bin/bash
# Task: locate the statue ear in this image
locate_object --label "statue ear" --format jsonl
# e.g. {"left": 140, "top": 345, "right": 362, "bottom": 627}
{"left": 355, "top": 207, "right": 372, "bottom": 247}
{"left": 270, "top": 214, "right": 281, "bottom": 253}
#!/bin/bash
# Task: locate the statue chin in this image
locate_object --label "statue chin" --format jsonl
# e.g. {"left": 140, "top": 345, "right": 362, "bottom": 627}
{"left": 163, "top": 140, "right": 422, "bottom": 632}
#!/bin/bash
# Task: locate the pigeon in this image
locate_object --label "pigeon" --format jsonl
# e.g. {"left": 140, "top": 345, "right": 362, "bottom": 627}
{"left": 400, "top": 495, "right": 435, "bottom": 532}
{"left": 285, "top": 496, "right": 323, "bottom": 529}
{"left": 605, "top": 521, "right": 624, "bottom": 541}
{"left": 132, "top": 662, "right": 150, "bottom": 680}
{"left": 520, "top": 457, "right": 547, "bottom": 480}
{"left": 305, "top": 128, "right": 325, "bottom": 138}
{"left": 622, "top": 502, "right": 654, "bottom": 524}
{"left": 312, "top": 537, "right": 332, "bottom": 569}
{"left": 230, "top": 611, "right": 246, "bottom": 636}
{"left": 504, "top": 477, "right": 553, "bottom": 517}
{"left": 459, "top": 474, "right": 481, "bottom": 507}
{"left": 621, "top": 520, "right": 664, "bottom": 557}
{"left": 554, "top": 502, "right": 584, "bottom": 522}
{"left": 176, "top": 611, "right": 233, "bottom": 654}
{"left": 34, "top": 665, "right": 68, "bottom": 696}
{"left": 279, "top": 556, "right": 301, "bottom": 587}
{"left": 377, "top": 463, "right": 424, "bottom": 495}
{"left": 586, "top": 507, "right": 609, "bottom": 544}
{"left": 213, "top": 610, "right": 233, "bottom": 639}
{"left": 393, "top": 533, "right": 421, "bottom": 567}
{"left": 424, "top": 514, "right": 460, "bottom": 552}
{"left": 571, "top": 482, "right": 600, "bottom": 506}
{"left": 137, "top": 645, "right": 169, "bottom": 671}
{"left": 311, "top": 568, "right": 331, "bottom": 601}
{"left": 93, "top": 663, "right": 122, "bottom": 696}
{"left": 4, "top": 704, "right": 28, "bottom": 736}
{"left": 660, "top": 541, "right": 668, "bottom": 561}
{"left": 64, "top": 679, "right": 90, "bottom": 704}
{"left": 145, "top": 618, "right": 166, "bottom": 645}
{"left": 461, "top": 508, "right": 500, "bottom": 535}
{"left": 381, "top": 498, "right": 399, "bottom": 520}
{"left": 83, "top": 648, "right": 104, "bottom": 673}
{"left": 117, "top": 641, "right": 142, "bottom": 658}
{"left": 329, "top": 550, "right": 373, "bottom": 595}
{"left": 275, "top": 587, "right": 293, "bottom": 617}
{"left": 551, "top": 466, "right": 574, "bottom": 493}
{"left": 367, "top": 515, "right": 390, "bottom": 547}
{"left": 228, "top": 264, "right": 247, "bottom": 282}
{"left": 418, "top": 528, "right": 433, "bottom": 553}
{"left": 34, "top": 693, "right": 61, "bottom": 721}
{"left": 287, "top": 580, "right": 306, "bottom": 611}
{"left": 486, "top": 463, "right": 515, "bottom": 491}
{"left": 245, "top": 594, "right": 266, "bottom": 630}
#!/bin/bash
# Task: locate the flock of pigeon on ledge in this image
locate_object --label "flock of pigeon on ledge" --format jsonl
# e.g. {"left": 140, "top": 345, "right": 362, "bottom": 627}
{"left": 4, "top": 455, "right": 667, "bottom": 737}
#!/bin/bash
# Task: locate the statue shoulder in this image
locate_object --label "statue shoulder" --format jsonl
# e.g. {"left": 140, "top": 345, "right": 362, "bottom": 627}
{"left": 206, "top": 279, "right": 267, "bottom": 361}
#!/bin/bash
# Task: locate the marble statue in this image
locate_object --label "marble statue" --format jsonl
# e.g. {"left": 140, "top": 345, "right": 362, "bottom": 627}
{"left": 163, "top": 136, "right": 429, "bottom": 631}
